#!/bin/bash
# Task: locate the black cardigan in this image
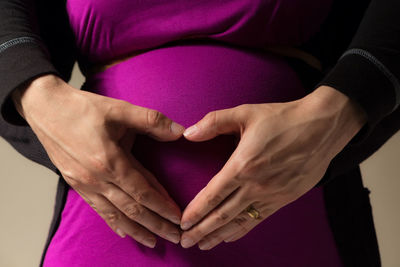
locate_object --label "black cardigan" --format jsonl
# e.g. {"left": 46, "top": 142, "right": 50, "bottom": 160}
{"left": 0, "top": 0, "right": 399, "bottom": 266}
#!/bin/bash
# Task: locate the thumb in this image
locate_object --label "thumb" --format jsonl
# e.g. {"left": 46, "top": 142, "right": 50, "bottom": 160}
{"left": 113, "top": 101, "right": 185, "bottom": 141}
{"left": 183, "top": 107, "right": 244, "bottom": 142}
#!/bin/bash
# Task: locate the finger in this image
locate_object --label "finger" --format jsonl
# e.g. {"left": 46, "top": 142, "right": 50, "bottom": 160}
{"left": 183, "top": 107, "right": 244, "bottom": 141}
{"left": 180, "top": 188, "right": 251, "bottom": 248}
{"left": 180, "top": 127, "right": 258, "bottom": 231}
{"left": 125, "top": 151, "right": 173, "bottom": 201}
{"left": 180, "top": 154, "right": 242, "bottom": 231}
{"left": 75, "top": 189, "right": 157, "bottom": 248}
{"left": 112, "top": 101, "right": 185, "bottom": 141}
{"left": 59, "top": 134, "right": 177, "bottom": 220}
{"left": 223, "top": 205, "right": 278, "bottom": 243}
{"left": 101, "top": 143, "right": 182, "bottom": 225}
{"left": 118, "top": 129, "right": 174, "bottom": 201}
{"left": 103, "top": 183, "right": 181, "bottom": 244}
{"left": 198, "top": 210, "right": 254, "bottom": 250}
{"left": 113, "top": 159, "right": 182, "bottom": 225}
{"left": 200, "top": 203, "right": 273, "bottom": 250}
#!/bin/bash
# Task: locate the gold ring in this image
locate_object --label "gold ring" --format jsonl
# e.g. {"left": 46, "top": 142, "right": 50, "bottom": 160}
{"left": 245, "top": 205, "right": 260, "bottom": 219}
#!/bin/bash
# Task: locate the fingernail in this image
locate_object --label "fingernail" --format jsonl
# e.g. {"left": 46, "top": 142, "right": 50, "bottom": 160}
{"left": 171, "top": 216, "right": 181, "bottom": 225}
{"left": 224, "top": 236, "right": 235, "bottom": 243}
{"left": 181, "top": 236, "right": 195, "bottom": 248}
{"left": 171, "top": 122, "right": 185, "bottom": 135}
{"left": 198, "top": 241, "right": 211, "bottom": 250}
{"left": 166, "top": 232, "right": 181, "bottom": 244}
{"left": 183, "top": 125, "right": 198, "bottom": 137}
{"left": 144, "top": 237, "right": 156, "bottom": 248}
{"left": 116, "top": 228, "right": 126, "bottom": 238}
{"left": 181, "top": 221, "right": 192, "bottom": 231}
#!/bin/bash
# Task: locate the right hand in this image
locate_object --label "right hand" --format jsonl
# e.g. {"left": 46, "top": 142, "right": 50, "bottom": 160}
{"left": 11, "top": 74, "right": 185, "bottom": 248}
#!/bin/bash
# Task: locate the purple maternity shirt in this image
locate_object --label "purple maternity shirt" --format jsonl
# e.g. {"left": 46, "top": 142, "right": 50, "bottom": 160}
{"left": 43, "top": 1, "right": 344, "bottom": 266}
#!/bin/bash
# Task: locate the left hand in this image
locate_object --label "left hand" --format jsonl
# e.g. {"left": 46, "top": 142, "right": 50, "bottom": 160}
{"left": 179, "top": 86, "right": 367, "bottom": 250}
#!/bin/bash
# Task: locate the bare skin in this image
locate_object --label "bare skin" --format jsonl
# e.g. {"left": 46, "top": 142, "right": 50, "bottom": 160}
{"left": 11, "top": 74, "right": 185, "bottom": 248}
{"left": 179, "top": 85, "right": 367, "bottom": 250}
{"left": 11, "top": 73, "right": 367, "bottom": 250}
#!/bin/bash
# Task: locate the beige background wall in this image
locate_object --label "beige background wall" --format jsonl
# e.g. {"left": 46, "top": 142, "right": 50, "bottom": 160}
{"left": 0, "top": 65, "right": 399, "bottom": 267}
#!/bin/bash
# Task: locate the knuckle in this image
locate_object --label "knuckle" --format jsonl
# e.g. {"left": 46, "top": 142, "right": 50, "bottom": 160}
{"left": 235, "top": 104, "right": 249, "bottom": 117}
{"left": 60, "top": 168, "right": 75, "bottom": 180}
{"left": 133, "top": 190, "right": 152, "bottom": 205}
{"left": 214, "top": 209, "right": 230, "bottom": 224}
{"left": 112, "top": 173, "right": 128, "bottom": 186}
{"left": 65, "top": 177, "right": 79, "bottom": 188}
{"left": 146, "top": 109, "right": 164, "bottom": 129}
{"left": 232, "top": 215, "right": 248, "bottom": 230}
{"left": 103, "top": 103, "right": 117, "bottom": 120}
{"left": 77, "top": 170, "right": 99, "bottom": 187}
{"left": 61, "top": 166, "right": 91, "bottom": 186}
{"left": 106, "top": 101, "right": 127, "bottom": 121}
{"left": 89, "top": 153, "right": 114, "bottom": 176}
{"left": 62, "top": 171, "right": 80, "bottom": 187}
{"left": 101, "top": 183, "right": 116, "bottom": 199}
{"left": 205, "top": 193, "right": 223, "bottom": 208}
{"left": 104, "top": 210, "right": 121, "bottom": 224}
{"left": 123, "top": 203, "right": 143, "bottom": 220}
{"left": 187, "top": 210, "right": 202, "bottom": 223}
{"left": 204, "top": 111, "right": 217, "bottom": 126}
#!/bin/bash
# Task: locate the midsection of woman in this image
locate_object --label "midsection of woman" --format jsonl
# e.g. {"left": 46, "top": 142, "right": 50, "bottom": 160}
{"left": 43, "top": 1, "right": 343, "bottom": 266}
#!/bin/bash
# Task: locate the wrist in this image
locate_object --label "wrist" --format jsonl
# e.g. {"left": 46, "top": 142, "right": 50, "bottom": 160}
{"left": 302, "top": 85, "right": 367, "bottom": 145}
{"left": 11, "top": 74, "right": 71, "bottom": 121}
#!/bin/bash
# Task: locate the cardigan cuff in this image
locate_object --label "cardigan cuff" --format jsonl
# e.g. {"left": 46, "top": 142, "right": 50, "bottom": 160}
{"left": 317, "top": 50, "right": 398, "bottom": 147}
{"left": 0, "top": 37, "right": 60, "bottom": 127}
{"left": 315, "top": 49, "right": 400, "bottom": 187}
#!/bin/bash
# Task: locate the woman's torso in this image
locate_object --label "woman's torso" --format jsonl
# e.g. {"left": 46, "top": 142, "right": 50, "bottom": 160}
{"left": 43, "top": 1, "right": 343, "bottom": 266}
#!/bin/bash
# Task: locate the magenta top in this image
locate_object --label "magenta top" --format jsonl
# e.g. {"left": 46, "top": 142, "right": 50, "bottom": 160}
{"left": 66, "top": 0, "right": 333, "bottom": 64}
{"left": 43, "top": 1, "right": 344, "bottom": 266}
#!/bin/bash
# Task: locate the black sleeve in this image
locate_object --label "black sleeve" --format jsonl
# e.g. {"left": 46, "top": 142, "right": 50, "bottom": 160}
{"left": 0, "top": 0, "right": 76, "bottom": 174}
{"left": 0, "top": 0, "right": 60, "bottom": 125}
{"left": 319, "top": 0, "right": 400, "bottom": 145}
{"left": 315, "top": 0, "right": 400, "bottom": 185}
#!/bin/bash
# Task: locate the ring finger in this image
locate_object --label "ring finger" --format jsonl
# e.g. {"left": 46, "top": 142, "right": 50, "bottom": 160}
{"left": 198, "top": 203, "right": 276, "bottom": 250}
{"left": 180, "top": 188, "right": 252, "bottom": 248}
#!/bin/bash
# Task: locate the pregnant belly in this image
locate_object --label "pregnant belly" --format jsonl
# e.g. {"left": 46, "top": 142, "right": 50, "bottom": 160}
{"left": 84, "top": 41, "right": 306, "bottom": 207}
{"left": 44, "top": 41, "right": 343, "bottom": 267}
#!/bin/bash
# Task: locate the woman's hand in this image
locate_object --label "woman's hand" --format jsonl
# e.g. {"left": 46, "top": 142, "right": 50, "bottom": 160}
{"left": 179, "top": 86, "right": 367, "bottom": 250}
{"left": 11, "top": 74, "right": 185, "bottom": 248}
